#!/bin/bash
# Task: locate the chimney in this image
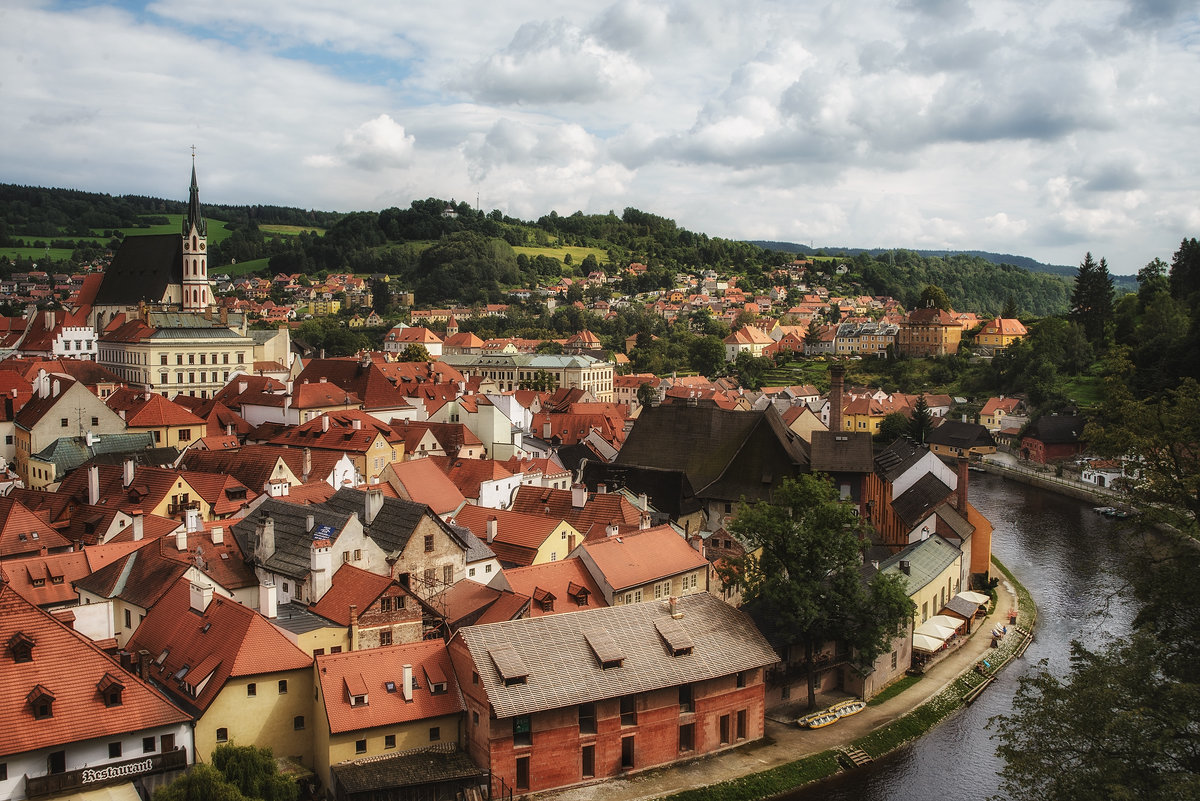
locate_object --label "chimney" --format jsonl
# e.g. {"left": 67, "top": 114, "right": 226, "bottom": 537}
{"left": 353, "top": 418, "right": 361, "bottom": 430}
{"left": 956, "top": 455, "right": 969, "bottom": 512}
{"left": 226, "top": 423, "right": 234, "bottom": 437}
{"left": 302, "top": 447, "right": 312, "bottom": 482}
{"left": 606, "top": 522, "right": 620, "bottom": 538}
{"left": 640, "top": 511, "right": 651, "bottom": 530}
{"left": 365, "top": 488, "right": 384, "bottom": 526}
{"left": 51, "top": 379, "right": 60, "bottom": 398}
{"left": 257, "top": 581, "right": 278, "bottom": 618}
{"left": 37, "top": 369, "right": 50, "bottom": 399}
{"left": 829, "top": 365, "right": 845, "bottom": 433}
{"left": 349, "top": 604, "right": 359, "bottom": 650}
{"left": 87, "top": 464, "right": 100, "bottom": 506}
{"left": 189, "top": 581, "right": 214, "bottom": 613}
{"left": 310, "top": 538, "right": 333, "bottom": 600}
{"left": 638, "top": 493, "right": 648, "bottom": 511}
{"left": 211, "top": 526, "right": 224, "bottom": 545}
{"left": 571, "top": 485, "right": 587, "bottom": 509}
{"left": 402, "top": 664, "right": 414, "bottom": 702}
{"left": 255, "top": 512, "right": 275, "bottom": 562}
{"left": 175, "top": 527, "right": 188, "bottom": 551}
{"left": 596, "top": 483, "right": 607, "bottom": 494}
{"left": 543, "top": 420, "right": 552, "bottom": 439}
{"left": 669, "top": 596, "right": 683, "bottom": 619}
{"left": 131, "top": 508, "right": 144, "bottom": 541}
{"left": 322, "top": 415, "right": 330, "bottom": 432}
{"left": 486, "top": 516, "right": 497, "bottom": 543}
{"left": 185, "top": 507, "right": 200, "bottom": 533}
{"left": 122, "top": 458, "right": 135, "bottom": 489}
{"left": 306, "top": 513, "right": 315, "bottom": 533}
{"left": 900, "top": 560, "right": 911, "bottom": 575}
{"left": 137, "top": 649, "right": 151, "bottom": 679}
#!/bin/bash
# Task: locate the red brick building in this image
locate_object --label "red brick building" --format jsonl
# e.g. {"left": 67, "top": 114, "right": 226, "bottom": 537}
{"left": 448, "top": 593, "right": 778, "bottom": 796}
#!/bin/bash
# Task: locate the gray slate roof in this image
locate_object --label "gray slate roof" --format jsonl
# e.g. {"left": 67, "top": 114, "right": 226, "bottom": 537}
{"left": 809, "top": 430, "right": 874, "bottom": 473}
{"left": 878, "top": 534, "right": 962, "bottom": 594}
{"left": 927, "top": 420, "right": 996, "bottom": 450}
{"left": 230, "top": 498, "right": 355, "bottom": 581}
{"left": 891, "top": 472, "right": 953, "bottom": 526}
{"left": 33, "top": 432, "right": 157, "bottom": 474}
{"left": 321, "top": 487, "right": 467, "bottom": 556}
{"left": 874, "top": 438, "right": 926, "bottom": 482}
{"left": 454, "top": 592, "right": 779, "bottom": 719}
{"left": 93, "top": 234, "right": 181, "bottom": 306}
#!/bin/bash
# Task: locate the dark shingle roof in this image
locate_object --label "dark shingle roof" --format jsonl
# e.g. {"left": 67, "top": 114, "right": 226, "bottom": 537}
{"left": 809, "top": 430, "right": 875, "bottom": 473}
{"left": 93, "top": 234, "right": 182, "bottom": 306}
{"left": 331, "top": 745, "right": 486, "bottom": 795}
{"left": 230, "top": 498, "right": 355, "bottom": 581}
{"left": 927, "top": 420, "right": 996, "bottom": 450}
{"left": 321, "top": 487, "right": 429, "bottom": 556}
{"left": 874, "top": 438, "right": 926, "bottom": 482}
{"left": 891, "top": 472, "right": 953, "bottom": 526}
{"left": 1024, "top": 414, "right": 1086, "bottom": 445}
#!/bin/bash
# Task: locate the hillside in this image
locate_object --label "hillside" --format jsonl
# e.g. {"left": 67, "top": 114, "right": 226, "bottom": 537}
{"left": 0, "top": 183, "right": 1073, "bottom": 316}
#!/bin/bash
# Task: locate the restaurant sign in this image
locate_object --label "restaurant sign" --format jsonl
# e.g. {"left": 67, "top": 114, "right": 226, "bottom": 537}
{"left": 26, "top": 748, "right": 187, "bottom": 798}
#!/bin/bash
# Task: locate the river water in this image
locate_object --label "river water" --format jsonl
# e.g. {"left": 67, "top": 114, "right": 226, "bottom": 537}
{"left": 783, "top": 470, "right": 1138, "bottom": 800}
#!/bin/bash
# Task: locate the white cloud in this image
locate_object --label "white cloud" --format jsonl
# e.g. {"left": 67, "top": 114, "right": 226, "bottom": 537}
{"left": 315, "top": 115, "right": 416, "bottom": 171}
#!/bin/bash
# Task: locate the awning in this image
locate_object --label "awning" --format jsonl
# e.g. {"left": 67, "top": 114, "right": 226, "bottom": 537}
{"left": 914, "top": 620, "right": 957, "bottom": 640}
{"left": 957, "top": 590, "right": 990, "bottom": 605}
{"left": 912, "top": 632, "right": 945, "bottom": 652}
{"left": 928, "top": 614, "right": 965, "bottom": 631}
{"left": 45, "top": 783, "right": 142, "bottom": 801}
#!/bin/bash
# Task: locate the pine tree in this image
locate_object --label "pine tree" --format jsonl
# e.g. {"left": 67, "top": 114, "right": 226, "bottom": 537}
{"left": 910, "top": 393, "right": 933, "bottom": 445}
{"left": 1070, "top": 252, "right": 1114, "bottom": 349}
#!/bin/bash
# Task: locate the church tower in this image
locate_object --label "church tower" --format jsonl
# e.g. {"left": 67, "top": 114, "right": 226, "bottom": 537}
{"left": 181, "top": 158, "right": 210, "bottom": 311}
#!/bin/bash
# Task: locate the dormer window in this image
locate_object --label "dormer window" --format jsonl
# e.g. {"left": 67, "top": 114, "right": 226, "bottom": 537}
{"left": 27, "top": 685, "right": 55, "bottom": 719}
{"left": 9, "top": 632, "right": 34, "bottom": 663}
{"left": 97, "top": 673, "right": 125, "bottom": 707}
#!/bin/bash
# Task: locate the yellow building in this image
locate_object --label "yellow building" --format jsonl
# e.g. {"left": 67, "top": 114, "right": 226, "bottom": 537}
{"left": 126, "top": 578, "right": 316, "bottom": 766}
{"left": 880, "top": 534, "right": 964, "bottom": 625}
{"left": 976, "top": 317, "right": 1027, "bottom": 351}
{"left": 313, "top": 640, "right": 464, "bottom": 791}
{"left": 441, "top": 353, "right": 614, "bottom": 402}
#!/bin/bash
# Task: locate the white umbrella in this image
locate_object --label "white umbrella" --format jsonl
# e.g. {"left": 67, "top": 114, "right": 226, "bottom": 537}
{"left": 957, "top": 590, "right": 990, "bottom": 605}
{"left": 929, "top": 614, "right": 965, "bottom": 631}
{"left": 912, "top": 632, "right": 944, "bottom": 652}
{"left": 914, "top": 620, "right": 957, "bottom": 640}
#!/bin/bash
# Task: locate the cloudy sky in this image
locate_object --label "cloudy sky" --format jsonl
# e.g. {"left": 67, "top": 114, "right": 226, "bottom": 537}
{"left": 3, "top": 0, "right": 1198, "bottom": 272}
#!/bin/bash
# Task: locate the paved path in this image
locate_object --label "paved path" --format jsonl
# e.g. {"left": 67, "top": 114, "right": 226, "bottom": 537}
{"left": 535, "top": 585, "right": 1018, "bottom": 801}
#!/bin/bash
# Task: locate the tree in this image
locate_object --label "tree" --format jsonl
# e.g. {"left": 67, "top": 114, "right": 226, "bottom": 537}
{"left": 719, "top": 475, "right": 914, "bottom": 710}
{"left": 398, "top": 343, "right": 431, "bottom": 362}
{"left": 1002, "top": 294, "right": 1019, "bottom": 319}
{"left": 1069, "top": 252, "right": 1114, "bottom": 350}
{"left": 910, "top": 393, "right": 932, "bottom": 445}
{"left": 636, "top": 381, "right": 657, "bottom": 408}
{"left": 689, "top": 335, "right": 726, "bottom": 378}
{"left": 154, "top": 764, "right": 248, "bottom": 801}
{"left": 804, "top": 319, "right": 822, "bottom": 350}
{"left": 154, "top": 745, "right": 298, "bottom": 801}
{"left": 992, "top": 533, "right": 1200, "bottom": 800}
{"left": 877, "top": 411, "right": 911, "bottom": 443}
{"left": 919, "top": 284, "right": 952, "bottom": 311}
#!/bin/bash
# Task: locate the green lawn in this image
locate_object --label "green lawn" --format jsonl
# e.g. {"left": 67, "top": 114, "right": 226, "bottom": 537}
{"left": 122, "top": 214, "right": 234, "bottom": 245}
{"left": 513, "top": 244, "right": 609, "bottom": 266}
{"left": 1061, "top": 374, "right": 1103, "bottom": 407}
{"left": 0, "top": 247, "right": 76, "bottom": 262}
{"left": 259, "top": 224, "right": 325, "bottom": 237}
{"left": 221, "top": 257, "right": 272, "bottom": 277}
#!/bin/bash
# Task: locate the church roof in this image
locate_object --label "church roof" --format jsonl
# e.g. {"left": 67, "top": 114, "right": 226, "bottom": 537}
{"left": 93, "top": 234, "right": 182, "bottom": 307}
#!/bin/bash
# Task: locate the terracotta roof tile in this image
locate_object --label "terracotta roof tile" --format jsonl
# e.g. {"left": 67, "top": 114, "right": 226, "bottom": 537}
{"left": 502, "top": 558, "right": 607, "bottom": 617}
{"left": 577, "top": 526, "right": 708, "bottom": 591}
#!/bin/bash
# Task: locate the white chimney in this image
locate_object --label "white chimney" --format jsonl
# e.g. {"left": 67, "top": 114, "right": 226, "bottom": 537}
{"left": 211, "top": 526, "right": 224, "bottom": 545}
{"left": 189, "top": 581, "right": 214, "bottom": 613}
{"left": 486, "top": 516, "right": 497, "bottom": 543}
{"left": 365, "top": 488, "right": 384, "bottom": 525}
{"left": 606, "top": 522, "right": 620, "bottom": 538}
{"left": 175, "top": 527, "right": 188, "bottom": 551}
{"left": 51, "top": 379, "right": 60, "bottom": 398}
{"left": 87, "top": 465, "right": 100, "bottom": 506}
{"left": 402, "top": 664, "right": 414, "bottom": 702}
{"left": 322, "top": 415, "right": 330, "bottom": 432}
{"left": 572, "top": 485, "right": 587, "bottom": 509}
{"left": 259, "top": 582, "right": 278, "bottom": 619}
{"left": 352, "top": 418, "right": 362, "bottom": 430}
{"left": 639, "top": 493, "right": 648, "bottom": 511}
{"left": 122, "top": 458, "right": 135, "bottom": 489}
{"left": 37, "top": 369, "right": 50, "bottom": 399}
{"left": 131, "top": 509, "right": 144, "bottom": 541}
{"left": 185, "top": 507, "right": 200, "bottom": 533}
{"left": 306, "top": 513, "right": 315, "bottom": 533}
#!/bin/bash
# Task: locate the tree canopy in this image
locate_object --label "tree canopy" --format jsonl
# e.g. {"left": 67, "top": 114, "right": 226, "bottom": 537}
{"left": 719, "top": 474, "right": 914, "bottom": 710}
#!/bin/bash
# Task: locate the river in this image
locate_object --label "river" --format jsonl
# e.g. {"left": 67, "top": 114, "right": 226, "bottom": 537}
{"left": 783, "top": 470, "right": 1138, "bottom": 800}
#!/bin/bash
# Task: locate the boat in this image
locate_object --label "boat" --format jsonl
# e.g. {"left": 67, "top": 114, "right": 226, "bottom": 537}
{"left": 1093, "top": 506, "right": 1116, "bottom": 515}
{"left": 797, "top": 711, "right": 840, "bottom": 729}
{"left": 828, "top": 699, "right": 867, "bottom": 718}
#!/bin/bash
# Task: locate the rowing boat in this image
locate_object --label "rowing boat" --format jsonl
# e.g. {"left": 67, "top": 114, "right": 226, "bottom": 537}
{"left": 797, "top": 711, "right": 840, "bottom": 729}
{"left": 828, "top": 699, "right": 867, "bottom": 718}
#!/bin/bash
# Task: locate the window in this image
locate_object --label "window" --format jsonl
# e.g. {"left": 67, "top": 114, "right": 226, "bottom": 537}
{"left": 179, "top": 429, "right": 191, "bottom": 442}
{"left": 355, "top": 739, "right": 367, "bottom": 754}
{"left": 314, "top": 648, "right": 325, "bottom": 656}
{"left": 278, "top": 680, "right": 288, "bottom": 694}
{"left": 331, "top": 646, "right": 342, "bottom": 654}
{"left": 516, "top": 755, "right": 530, "bottom": 791}
{"left": 429, "top": 726, "right": 440, "bottom": 741}
{"left": 143, "top": 736, "right": 155, "bottom": 753}
{"left": 188, "top": 354, "right": 195, "bottom": 365}
{"left": 60, "top": 417, "right": 68, "bottom": 427}
{"left": 485, "top": 564, "right": 492, "bottom": 573}
{"left": 385, "top": 734, "right": 396, "bottom": 749}
{"left": 216, "top": 728, "right": 228, "bottom": 743}
{"left": 124, "top": 609, "right": 132, "bottom": 629}
{"left": 719, "top": 714, "right": 731, "bottom": 745}
{"left": 891, "top": 650, "right": 898, "bottom": 670}
{"left": 1, "top": 762, "right": 8, "bottom": 781}
{"left": 472, "top": 711, "right": 479, "bottom": 726}
{"left": 108, "top": 741, "right": 122, "bottom": 758}
{"left": 736, "top": 670, "right": 748, "bottom": 688}
{"left": 293, "top": 716, "right": 305, "bottom": 730}
{"left": 91, "top": 416, "right": 99, "bottom": 427}
{"left": 424, "top": 534, "right": 434, "bottom": 552}
{"left": 513, "top": 715, "right": 532, "bottom": 747}
{"left": 578, "top": 702, "right": 596, "bottom": 735}
{"left": 48, "top": 751, "right": 65, "bottom": 775}
{"left": 468, "top": 567, "right": 476, "bottom": 577}
{"left": 247, "top": 683, "right": 256, "bottom": 697}
{"left": 443, "top": 564, "right": 453, "bottom": 585}
{"left": 582, "top": 744, "right": 596, "bottom": 778}
{"left": 736, "top": 709, "right": 747, "bottom": 740}
{"left": 620, "top": 695, "right": 637, "bottom": 726}
{"left": 679, "top": 684, "right": 693, "bottom": 713}
{"left": 653, "top": 580, "right": 671, "bottom": 599}
{"left": 379, "top": 631, "right": 392, "bottom": 646}
{"left": 177, "top": 354, "right": 183, "bottom": 365}
{"left": 620, "top": 736, "right": 635, "bottom": 770}
{"left": 380, "top": 597, "right": 391, "bottom": 612}
{"left": 679, "top": 723, "right": 695, "bottom": 753}
{"left": 472, "top": 671, "right": 479, "bottom": 685}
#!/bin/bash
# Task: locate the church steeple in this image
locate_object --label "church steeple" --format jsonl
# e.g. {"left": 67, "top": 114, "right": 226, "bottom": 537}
{"left": 181, "top": 153, "right": 210, "bottom": 312}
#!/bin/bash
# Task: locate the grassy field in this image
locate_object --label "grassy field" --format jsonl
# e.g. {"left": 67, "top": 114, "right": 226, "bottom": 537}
{"left": 121, "top": 214, "right": 234, "bottom": 245}
{"left": 513, "top": 244, "right": 609, "bottom": 266}
{"left": 1061, "top": 374, "right": 1104, "bottom": 407}
{"left": 259, "top": 224, "right": 325, "bottom": 236}
{"left": 0, "top": 247, "right": 77, "bottom": 262}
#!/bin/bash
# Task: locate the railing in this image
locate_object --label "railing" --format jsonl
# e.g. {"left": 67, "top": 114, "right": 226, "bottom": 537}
{"left": 979, "top": 458, "right": 1128, "bottom": 505}
{"left": 26, "top": 747, "right": 187, "bottom": 798}
{"left": 167, "top": 499, "right": 201, "bottom": 515}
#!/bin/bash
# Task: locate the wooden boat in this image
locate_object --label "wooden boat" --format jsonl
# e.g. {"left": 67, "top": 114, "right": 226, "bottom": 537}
{"left": 797, "top": 711, "right": 840, "bottom": 729}
{"left": 829, "top": 699, "right": 867, "bottom": 718}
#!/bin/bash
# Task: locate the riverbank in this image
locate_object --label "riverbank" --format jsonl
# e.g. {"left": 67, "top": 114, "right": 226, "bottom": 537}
{"left": 532, "top": 557, "right": 1035, "bottom": 801}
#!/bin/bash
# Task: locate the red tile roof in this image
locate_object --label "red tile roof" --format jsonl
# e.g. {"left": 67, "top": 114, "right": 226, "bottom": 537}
{"left": 107, "top": 389, "right": 205, "bottom": 428}
{"left": 502, "top": 558, "right": 608, "bottom": 617}
{"left": 0, "top": 496, "right": 69, "bottom": 559}
{"left": 316, "top": 639, "right": 462, "bottom": 734}
{"left": 0, "top": 551, "right": 93, "bottom": 608}
{"left": 126, "top": 577, "right": 312, "bottom": 713}
{"left": 0, "top": 585, "right": 190, "bottom": 757}
{"left": 430, "top": 457, "right": 513, "bottom": 500}
{"left": 383, "top": 458, "right": 466, "bottom": 516}
{"left": 509, "top": 485, "right": 641, "bottom": 538}
{"left": 452, "top": 505, "right": 565, "bottom": 567}
{"left": 309, "top": 563, "right": 393, "bottom": 626}
{"left": 577, "top": 525, "right": 708, "bottom": 592}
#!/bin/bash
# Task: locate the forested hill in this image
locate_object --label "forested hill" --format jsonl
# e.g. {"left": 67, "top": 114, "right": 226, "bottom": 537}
{"left": 1, "top": 183, "right": 1071, "bottom": 316}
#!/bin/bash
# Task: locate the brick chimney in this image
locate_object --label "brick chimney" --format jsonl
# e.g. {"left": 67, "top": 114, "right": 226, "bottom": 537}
{"left": 829, "top": 364, "right": 845, "bottom": 433}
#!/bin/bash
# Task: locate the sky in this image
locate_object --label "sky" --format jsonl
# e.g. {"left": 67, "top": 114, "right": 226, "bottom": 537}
{"left": 3, "top": 1, "right": 1199, "bottom": 273}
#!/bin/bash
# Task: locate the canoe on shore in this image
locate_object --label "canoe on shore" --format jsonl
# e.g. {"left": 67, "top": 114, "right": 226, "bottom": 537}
{"left": 797, "top": 711, "right": 840, "bottom": 729}
{"left": 829, "top": 699, "right": 867, "bottom": 718}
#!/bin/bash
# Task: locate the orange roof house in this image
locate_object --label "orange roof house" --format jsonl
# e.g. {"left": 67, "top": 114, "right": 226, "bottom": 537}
{"left": 309, "top": 562, "right": 432, "bottom": 650}
{"left": 452, "top": 504, "right": 581, "bottom": 568}
{"left": 125, "top": 576, "right": 314, "bottom": 764}
{"left": 571, "top": 525, "right": 709, "bottom": 606}
{"left": 0, "top": 585, "right": 192, "bottom": 797}
{"left": 0, "top": 496, "right": 70, "bottom": 559}
{"left": 500, "top": 557, "right": 608, "bottom": 617}
{"left": 509, "top": 484, "right": 643, "bottom": 542}
{"left": 976, "top": 317, "right": 1027, "bottom": 351}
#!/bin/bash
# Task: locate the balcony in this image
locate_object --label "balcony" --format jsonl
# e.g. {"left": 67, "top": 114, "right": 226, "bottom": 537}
{"left": 167, "top": 499, "right": 201, "bottom": 515}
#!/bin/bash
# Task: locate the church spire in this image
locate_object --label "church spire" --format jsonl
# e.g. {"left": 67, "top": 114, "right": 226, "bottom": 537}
{"left": 184, "top": 151, "right": 207, "bottom": 237}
